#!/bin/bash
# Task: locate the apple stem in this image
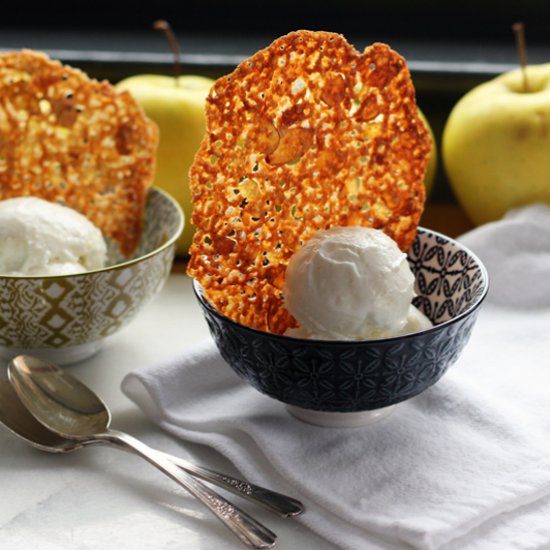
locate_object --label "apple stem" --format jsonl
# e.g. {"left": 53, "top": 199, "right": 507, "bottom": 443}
{"left": 154, "top": 19, "right": 181, "bottom": 84}
{"left": 512, "top": 22, "right": 529, "bottom": 93}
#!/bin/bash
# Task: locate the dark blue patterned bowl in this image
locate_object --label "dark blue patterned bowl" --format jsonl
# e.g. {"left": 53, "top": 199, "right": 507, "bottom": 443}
{"left": 193, "top": 227, "right": 488, "bottom": 423}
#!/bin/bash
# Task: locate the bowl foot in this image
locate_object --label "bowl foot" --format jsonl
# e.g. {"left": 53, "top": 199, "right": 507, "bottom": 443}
{"left": 286, "top": 404, "right": 396, "bottom": 427}
{"left": 0, "top": 341, "right": 103, "bottom": 366}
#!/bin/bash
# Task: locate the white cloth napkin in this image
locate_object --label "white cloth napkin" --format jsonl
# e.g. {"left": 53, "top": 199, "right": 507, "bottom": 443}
{"left": 122, "top": 204, "right": 550, "bottom": 550}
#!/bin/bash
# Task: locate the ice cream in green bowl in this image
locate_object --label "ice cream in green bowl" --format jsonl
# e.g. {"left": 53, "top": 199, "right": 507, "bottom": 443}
{"left": 0, "top": 187, "right": 183, "bottom": 365}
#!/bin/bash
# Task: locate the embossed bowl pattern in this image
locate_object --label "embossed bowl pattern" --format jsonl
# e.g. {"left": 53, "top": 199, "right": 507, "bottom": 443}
{"left": 194, "top": 228, "right": 489, "bottom": 412}
{"left": 0, "top": 188, "right": 183, "bottom": 364}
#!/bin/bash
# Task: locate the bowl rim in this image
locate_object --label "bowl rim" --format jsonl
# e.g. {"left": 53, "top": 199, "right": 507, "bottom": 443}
{"left": 192, "top": 226, "right": 489, "bottom": 345}
{"left": 0, "top": 187, "right": 184, "bottom": 281}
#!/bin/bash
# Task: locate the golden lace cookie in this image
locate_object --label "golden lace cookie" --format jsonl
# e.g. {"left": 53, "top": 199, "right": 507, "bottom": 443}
{"left": 187, "top": 30, "right": 432, "bottom": 333}
{"left": 0, "top": 49, "right": 158, "bottom": 256}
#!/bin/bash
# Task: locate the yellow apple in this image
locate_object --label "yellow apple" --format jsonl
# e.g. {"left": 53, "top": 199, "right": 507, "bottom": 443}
{"left": 442, "top": 64, "right": 550, "bottom": 225}
{"left": 418, "top": 108, "right": 437, "bottom": 197}
{"left": 116, "top": 74, "right": 214, "bottom": 255}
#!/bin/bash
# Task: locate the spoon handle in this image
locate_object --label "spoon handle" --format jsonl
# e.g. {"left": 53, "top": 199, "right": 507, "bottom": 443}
{"left": 97, "top": 429, "right": 276, "bottom": 549}
{"left": 153, "top": 449, "right": 304, "bottom": 517}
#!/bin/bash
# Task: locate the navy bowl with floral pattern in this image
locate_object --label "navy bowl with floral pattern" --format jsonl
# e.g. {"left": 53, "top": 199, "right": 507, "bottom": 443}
{"left": 193, "top": 228, "right": 489, "bottom": 412}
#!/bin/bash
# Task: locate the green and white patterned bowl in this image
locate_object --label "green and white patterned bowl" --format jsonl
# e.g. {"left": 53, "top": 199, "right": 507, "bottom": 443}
{"left": 0, "top": 187, "right": 183, "bottom": 365}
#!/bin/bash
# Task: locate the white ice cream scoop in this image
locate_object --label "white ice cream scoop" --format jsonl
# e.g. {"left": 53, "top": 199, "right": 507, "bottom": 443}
{"left": 283, "top": 226, "right": 431, "bottom": 340}
{"left": 0, "top": 197, "right": 107, "bottom": 276}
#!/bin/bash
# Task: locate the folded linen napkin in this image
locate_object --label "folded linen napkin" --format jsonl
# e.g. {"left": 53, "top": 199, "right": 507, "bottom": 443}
{"left": 122, "top": 204, "right": 550, "bottom": 550}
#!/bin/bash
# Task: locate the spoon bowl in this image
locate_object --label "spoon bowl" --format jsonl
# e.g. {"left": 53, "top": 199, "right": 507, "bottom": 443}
{"left": 9, "top": 355, "right": 110, "bottom": 438}
{"left": 0, "top": 378, "right": 83, "bottom": 453}
{"left": 7, "top": 355, "right": 284, "bottom": 548}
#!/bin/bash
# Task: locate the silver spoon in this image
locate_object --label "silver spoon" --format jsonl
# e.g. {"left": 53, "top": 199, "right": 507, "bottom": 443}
{"left": 7, "top": 355, "right": 278, "bottom": 549}
{"left": 0, "top": 376, "right": 303, "bottom": 517}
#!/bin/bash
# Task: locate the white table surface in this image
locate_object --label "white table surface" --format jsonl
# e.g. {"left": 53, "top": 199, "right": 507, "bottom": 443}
{"left": 0, "top": 273, "right": 336, "bottom": 550}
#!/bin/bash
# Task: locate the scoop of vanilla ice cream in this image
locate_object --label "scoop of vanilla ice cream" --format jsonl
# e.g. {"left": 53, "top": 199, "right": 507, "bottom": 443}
{"left": 0, "top": 197, "right": 107, "bottom": 276}
{"left": 283, "top": 226, "right": 431, "bottom": 340}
